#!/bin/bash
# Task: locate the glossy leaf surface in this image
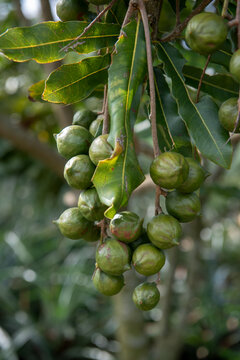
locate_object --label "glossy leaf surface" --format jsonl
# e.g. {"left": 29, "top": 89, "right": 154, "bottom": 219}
{"left": 183, "top": 65, "right": 238, "bottom": 102}
{"left": 28, "top": 80, "right": 45, "bottom": 102}
{"left": 0, "top": 21, "right": 120, "bottom": 63}
{"left": 43, "top": 55, "right": 110, "bottom": 104}
{"left": 156, "top": 43, "right": 232, "bottom": 169}
{"left": 154, "top": 68, "right": 193, "bottom": 156}
{"left": 93, "top": 19, "right": 146, "bottom": 218}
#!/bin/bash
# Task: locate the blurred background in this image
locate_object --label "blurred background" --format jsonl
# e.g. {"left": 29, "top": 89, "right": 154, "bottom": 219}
{"left": 0, "top": 0, "right": 240, "bottom": 359}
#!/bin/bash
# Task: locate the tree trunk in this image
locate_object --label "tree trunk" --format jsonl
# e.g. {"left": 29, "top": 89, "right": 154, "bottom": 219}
{"left": 113, "top": 271, "right": 149, "bottom": 360}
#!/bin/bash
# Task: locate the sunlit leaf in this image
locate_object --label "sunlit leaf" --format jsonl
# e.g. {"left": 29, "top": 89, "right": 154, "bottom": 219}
{"left": 0, "top": 21, "right": 120, "bottom": 63}
{"left": 93, "top": 18, "right": 146, "bottom": 218}
{"left": 28, "top": 80, "right": 45, "bottom": 102}
{"left": 42, "top": 55, "right": 110, "bottom": 104}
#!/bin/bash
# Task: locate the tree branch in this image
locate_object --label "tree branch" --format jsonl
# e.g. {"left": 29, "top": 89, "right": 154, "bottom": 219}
{"left": 196, "top": 54, "right": 211, "bottom": 103}
{"left": 0, "top": 119, "right": 65, "bottom": 178}
{"left": 40, "top": 0, "right": 53, "bottom": 21}
{"left": 160, "top": 0, "right": 212, "bottom": 42}
{"left": 61, "top": 0, "right": 118, "bottom": 53}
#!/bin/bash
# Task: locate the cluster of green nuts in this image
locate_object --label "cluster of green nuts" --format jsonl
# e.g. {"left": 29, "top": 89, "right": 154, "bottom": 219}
{"left": 54, "top": 105, "right": 207, "bottom": 311}
{"left": 185, "top": 12, "right": 240, "bottom": 133}
{"left": 53, "top": 108, "right": 112, "bottom": 242}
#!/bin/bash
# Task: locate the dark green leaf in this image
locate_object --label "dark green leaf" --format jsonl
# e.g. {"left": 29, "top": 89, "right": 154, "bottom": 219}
{"left": 183, "top": 65, "right": 238, "bottom": 102}
{"left": 106, "top": 0, "right": 127, "bottom": 25}
{"left": 28, "top": 80, "right": 45, "bottom": 102}
{"left": 154, "top": 68, "right": 193, "bottom": 156}
{"left": 0, "top": 21, "right": 120, "bottom": 63}
{"left": 93, "top": 19, "right": 146, "bottom": 218}
{"left": 210, "top": 41, "right": 232, "bottom": 69}
{"left": 42, "top": 55, "right": 110, "bottom": 104}
{"left": 156, "top": 43, "right": 232, "bottom": 169}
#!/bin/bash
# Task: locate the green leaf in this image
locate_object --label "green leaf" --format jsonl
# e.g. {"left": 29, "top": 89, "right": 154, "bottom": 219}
{"left": 0, "top": 21, "right": 120, "bottom": 63}
{"left": 156, "top": 43, "right": 232, "bottom": 169}
{"left": 42, "top": 55, "right": 110, "bottom": 104}
{"left": 93, "top": 19, "right": 147, "bottom": 218}
{"left": 28, "top": 80, "right": 45, "bottom": 102}
{"left": 106, "top": 0, "right": 128, "bottom": 25}
{"left": 183, "top": 65, "right": 238, "bottom": 102}
{"left": 154, "top": 68, "right": 193, "bottom": 156}
{"left": 210, "top": 41, "right": 232, "bottom": 69}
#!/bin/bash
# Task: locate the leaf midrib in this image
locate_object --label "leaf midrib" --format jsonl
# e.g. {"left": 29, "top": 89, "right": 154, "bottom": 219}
{"left": 158, "top": 43, "right": 227, "bottom": 166}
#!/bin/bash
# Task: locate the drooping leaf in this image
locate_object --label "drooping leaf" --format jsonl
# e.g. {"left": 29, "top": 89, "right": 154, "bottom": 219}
{"left": 183, "top": 65, "right": 239, "bottom": 102}
{"left": 42, "top": 55, "right": 110, "bottom": 104}
{"left": 156, "top": 42, "right": 232, "bottom": 169}
{"left": 154, "top": 68, "right": 193, "bottom": 156}
{"left": 106, "top": 0, "right": 128, "bottom": 25}
{"left": 28, "top": 80, "right": 45, "bottom": 102}
{"left": 93, "top": 18, "right": 147, "bottom": 218}
{"left": 0, "top": 21, "right": 120, "bottom": 63}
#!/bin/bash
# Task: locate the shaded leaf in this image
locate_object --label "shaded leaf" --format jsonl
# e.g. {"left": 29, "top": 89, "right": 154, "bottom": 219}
{"left": 0, "top": 21, "right": 120, "bottom": 63}
{"left": 183, "top": 65, "right": 238, "bottom": 102}
{"left": 210, "top": 41, "right": 232, "bottom": 69}
{"left": 28, "top": 80, "right": 45, "bottom": 102}
{"left": 93, "top": 19, "right": 146, "bottom": 218}
{"left": 106, "top": 0, "right": 128, "bottom": 25}
{"left": 154, "top": 68, "right": 193, "bottom": 156}
{"left": 42, "top": 55, "right": 110, "bottom": 104}
{"left": 156, "top": 43, "right": 232, "bottom": 169}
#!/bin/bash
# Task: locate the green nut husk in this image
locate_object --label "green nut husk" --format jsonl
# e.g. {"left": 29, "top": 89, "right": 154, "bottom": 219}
{"left": 72, "top": 109, "right": 97, "bottom": 129}
{"left": 185, "top": 12, "right": 227, "bottom": 55}
{"left": 178, "top": 157, "right": 207, "bottom": 193}
{"left": 56, "top": 0, "right": 88, "bottom": 21}
{"left": 96, "top": 238, "right": 131, "bottom": 276}
{"left": 132, "top": 244, "right": 165, "bottom": 276}
{"left": 92, "top": 268, "right": 124, "bottom": 296}
{"left": 166, "top": 191, "right": 201, "bottom": 223}
{"left": 132, "top": 282, "right": 160, "bottom": 311}
{"left": 53, "top": 207, "right": 91, "bottom": 240}
{"left": 229, "top": 49, "right": 240, "bottom": 83}
{"left": 89, "top": 116, "right": 103, "bottom": 137}
{"left": 78, "top": 188, "right": 107, "bottom": 221}
{"left": 89, "top": 134, "right": 113, "bottom": 165}
{"left": 218, "top": 97, "right": 240, "bottom": 133}
{"left": 147, "top": 214, "right": 182, "bottom": 249}
{"left": 150, "top": 152, "right": 189, "bottom": 189}
{"left": 55, "top": 125, "right": 93, "bottom": 159}
{"left": 64, "top": 155, "right": 95, "bottom": 190}
{"left": 110, "top": 211, "right": 143, "bottom": 243}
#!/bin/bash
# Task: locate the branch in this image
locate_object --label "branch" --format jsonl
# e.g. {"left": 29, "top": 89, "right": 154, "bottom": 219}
{"left": 138, "top": 0, "right": 164, "bottom": 215}
{"left": 160, "top": 0, "right": 212, "bottom": 42}
{"left": 138, "top": 0, "right": 159, "bottom": 158}
{"left": 176, "top": 0, "right": 181, "bottom": 26}
{"left": 237, "top": 0, "right": 240, "bottom": 49}
{"left": 0, "top": 118, "right": 65, "bottom": 178}
{"left": 102, "top": 85, "right": 110, "bottom": 134}
{"left": 196, "top": 54, "right": 211, "bottom": 103}
{"left": 40, "top": 0, "right": 53, "bottom": 21}
{"left": 152, "top": 0, "right": 163, "bottom": 39}
{"left": 61, "top": 0, "right": 118, "bottom": 53}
